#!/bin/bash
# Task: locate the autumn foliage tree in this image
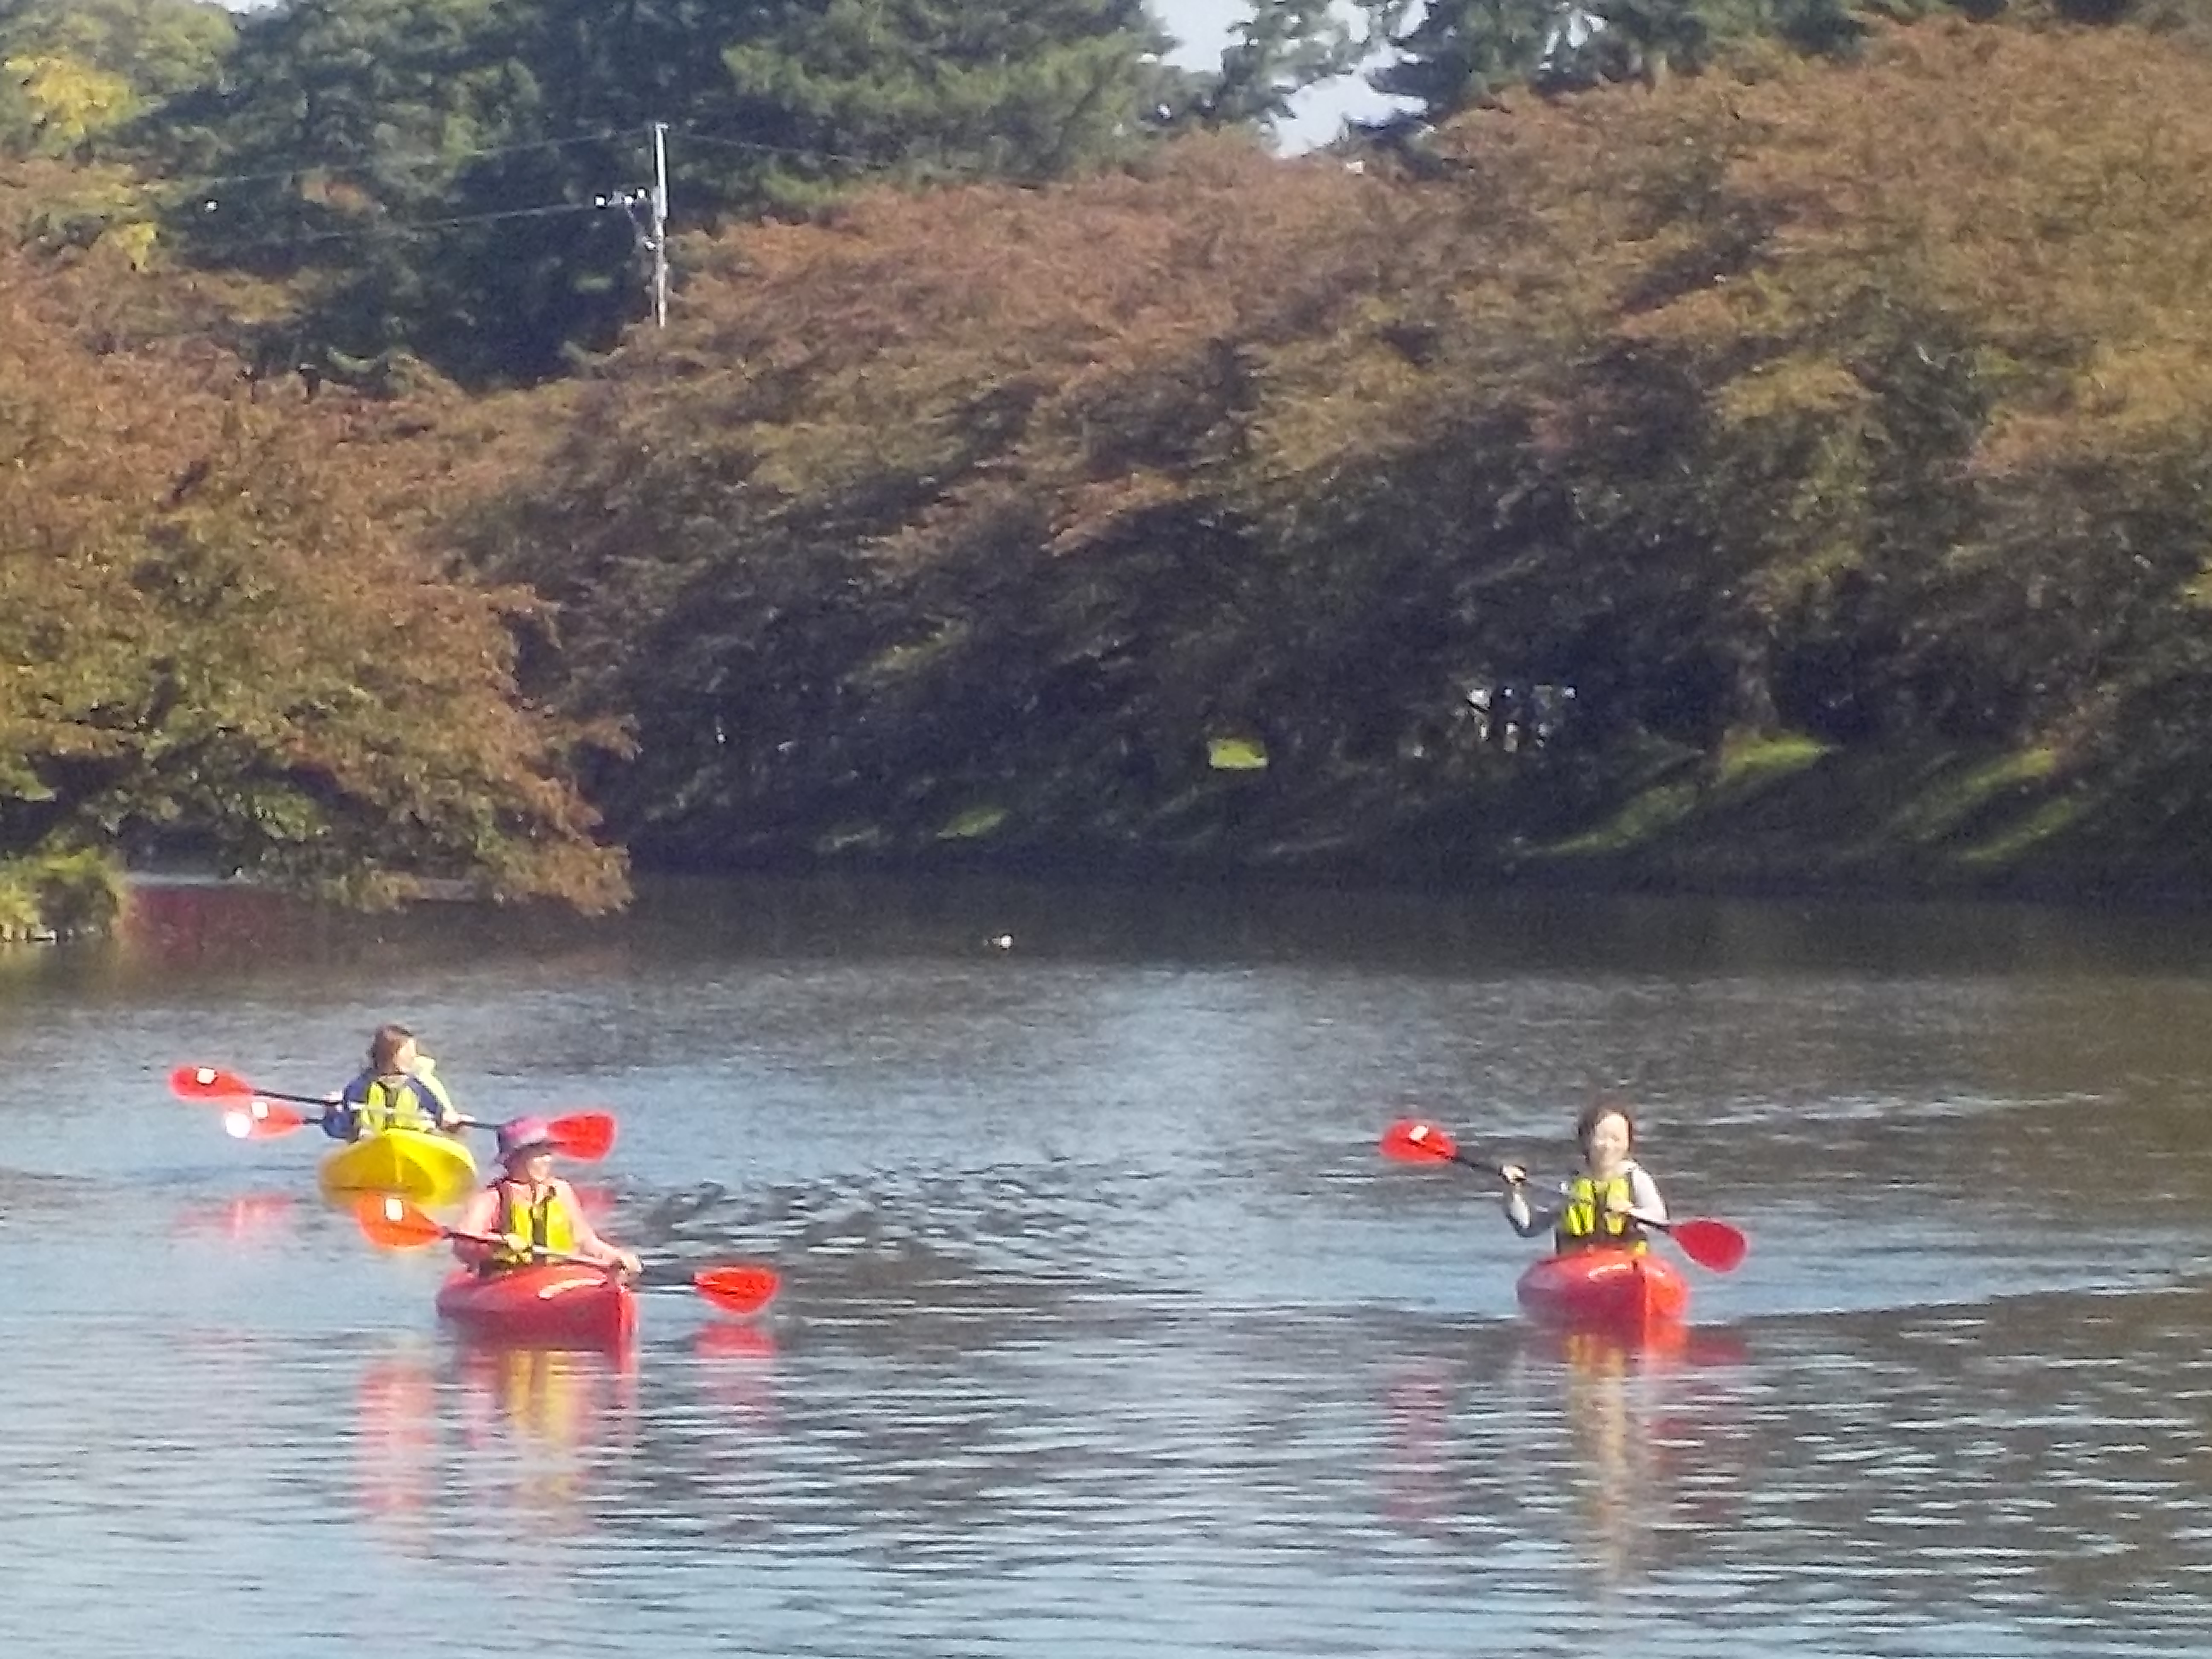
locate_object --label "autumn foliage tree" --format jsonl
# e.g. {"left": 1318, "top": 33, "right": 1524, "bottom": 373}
{"left": 468, "top": 19, "right": 2212, "bottom": 890}
{"left": 16, "top": 13, "right": 2212, "bottom": 902}
{"left": 467, "top": 135, "right": 1406, "bottom": 862}
{"left": 0, "top": 230, "right": 626, "bottom": 908}
{"left": 0, "top": 0, "right": 231, "bottom": 156}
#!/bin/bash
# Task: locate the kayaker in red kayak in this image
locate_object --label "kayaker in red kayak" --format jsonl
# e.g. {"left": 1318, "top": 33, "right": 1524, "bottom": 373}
{"left": 453, "top": 1116, "right": 642, "bottom": 1279}
{"left": 324, "top": 1023, "right": 464, "bottom": 1141}
{"left": 1499, "top": 1099, "right": 1669, "bottom": 1253}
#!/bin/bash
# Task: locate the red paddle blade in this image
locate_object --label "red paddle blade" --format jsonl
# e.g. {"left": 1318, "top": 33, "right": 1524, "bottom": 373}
{"left": 172, "top": 1063, "right": 254, "bottom": 1102}
{"left": 222, "top": 1099, "right": 309, "bottom": 1139}
{"left": 1671, "top": 1217, "right": 1748, "bottom": 1273}
{"left": 694, "top": 1264, "right": 780, "bottom": 1318}
{"left": 354, "top": 1195, "right": 448, "bottom": 1251}
{"left": 1380, "top": 1118, "right": 1460, "bottom": 1164}
{"left": 548, "top": 1112, "right": 617, "bottom": 1162}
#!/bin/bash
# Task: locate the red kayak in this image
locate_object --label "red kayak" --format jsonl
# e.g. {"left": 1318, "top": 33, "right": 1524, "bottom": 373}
{"left": 435, "top": 1263, "right": 638, "bottom": 1348}
{"left": 1516, "top": 1247, "right": 1689, "bottom": 1335}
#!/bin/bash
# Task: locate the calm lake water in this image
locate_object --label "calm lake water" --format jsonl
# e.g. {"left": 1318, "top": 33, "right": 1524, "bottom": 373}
{"left": 5, "top": 874, "right": 2212, "bottom": 1656}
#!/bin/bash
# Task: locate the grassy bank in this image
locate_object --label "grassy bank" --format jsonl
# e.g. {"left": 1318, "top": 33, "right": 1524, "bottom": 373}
{"left": 715, "top": 725, "right": 2199, "bottom": 910}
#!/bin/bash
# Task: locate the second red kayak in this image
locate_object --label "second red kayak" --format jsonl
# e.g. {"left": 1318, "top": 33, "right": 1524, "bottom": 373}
{"left": 434, "top": 1263, "right": 638, "bottom": 1348}
{"left": 1515, "top": 1247, "right": 1689, "bottom": 1334}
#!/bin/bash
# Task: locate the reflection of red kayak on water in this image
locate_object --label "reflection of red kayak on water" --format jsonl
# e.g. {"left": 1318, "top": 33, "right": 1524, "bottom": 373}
{"left": 435, "top": 1263, "right": 638, "bottom": 1349}
{"left": 455, "top": 1342, "right": 639, "bottom": 1452}
{"left": 1516, "top": 1248, "right": 1689, "bottom": 1335}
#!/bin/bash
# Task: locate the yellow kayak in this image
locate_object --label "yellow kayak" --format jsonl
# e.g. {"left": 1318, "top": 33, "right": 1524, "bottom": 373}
{"left": 318, "top": 1128, "right": 478, "bottom": 1206}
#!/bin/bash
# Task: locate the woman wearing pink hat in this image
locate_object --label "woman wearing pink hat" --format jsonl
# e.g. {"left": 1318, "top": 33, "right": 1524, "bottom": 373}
{"left": 453, "top": 1115, "right": 642, "bottom": 1279}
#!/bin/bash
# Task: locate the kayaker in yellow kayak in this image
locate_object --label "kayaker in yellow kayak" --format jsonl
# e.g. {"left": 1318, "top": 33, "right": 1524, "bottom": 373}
{"left": 1499, "top": 1099, "right": 1669, "bottom": 1253}
{"left": 324, "top": 1023, "right": 464, "bottom": 1141}
{"left": 453, "top": 1116, "right": 642, "bottom": 1279}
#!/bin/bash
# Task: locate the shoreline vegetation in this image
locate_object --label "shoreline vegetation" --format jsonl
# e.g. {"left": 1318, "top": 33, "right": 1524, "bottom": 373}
{"left": 3, "top": 715, "right": 2201, "bottom": 942}
{"left": 9, "top": 11, "right": 2212, "bottom": 927}
{"left": 0, "top": 849, "right": 127, "bottom": 941}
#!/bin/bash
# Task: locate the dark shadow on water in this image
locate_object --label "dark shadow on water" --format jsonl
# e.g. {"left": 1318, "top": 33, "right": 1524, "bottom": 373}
{"left": 76, "top": 869, "right": 2212, "bottom": 990}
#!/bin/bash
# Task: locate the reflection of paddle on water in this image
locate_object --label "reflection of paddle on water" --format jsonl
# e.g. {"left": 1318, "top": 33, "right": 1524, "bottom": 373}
{"left": 170, "top": 1191, "right": 300, "bottom": 1239}
{"left": 1380, "top": 1362, "right": 1457, "bottom": 1536}
{"left": 694, "top": 1319, "right": 781, "bottom": 1428}
{"left": 355, "top": 1355, "right": 439, "bottom": 1532}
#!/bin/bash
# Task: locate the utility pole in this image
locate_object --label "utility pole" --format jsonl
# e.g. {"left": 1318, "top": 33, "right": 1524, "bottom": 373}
{"left": 596, "top": 121, "right": 670, "bottom": 328}
{"left": 650, "top": 120, "right": 669, "bottom": 329}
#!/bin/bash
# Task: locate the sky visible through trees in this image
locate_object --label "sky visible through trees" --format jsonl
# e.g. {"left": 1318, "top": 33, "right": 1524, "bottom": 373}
{"left": 1155, "top": 0, "right": 1401, "bottom": 145}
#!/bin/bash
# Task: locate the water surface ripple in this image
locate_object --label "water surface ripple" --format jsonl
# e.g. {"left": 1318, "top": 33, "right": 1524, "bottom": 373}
{"left": 4, "top": 877, "right": 2211, "bottom": 1655}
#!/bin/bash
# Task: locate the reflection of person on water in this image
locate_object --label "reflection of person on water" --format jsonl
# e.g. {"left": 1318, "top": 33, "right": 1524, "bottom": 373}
{"left": 1558, "top": 1327, "right": 1653, "bottom": 1587}
{"left": 1499, "top": 1101, "right": 1668, "bottom": 1252}
{"left": 325, "top": 1023, "right": 463, "bottom": 1140}
{"left": 455, "top": 1116, "right": 642, "bottom": 1279}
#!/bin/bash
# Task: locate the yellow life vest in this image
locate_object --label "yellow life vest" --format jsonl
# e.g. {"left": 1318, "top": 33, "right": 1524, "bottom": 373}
{"left": 1555, "top": 1171, "right": 1647, "bottom": 1254}
{"left": 489, "top": 1180, "right": 578, "bottom": 1269}
{"left": 354, "top": 1070, "right": 454, "bottom": 1135}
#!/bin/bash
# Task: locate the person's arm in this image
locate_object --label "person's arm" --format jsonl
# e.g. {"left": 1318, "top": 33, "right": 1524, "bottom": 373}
{"left": 1498, "top": 1163, "right": 1557, "bottom": 1238}
{"left": 414, "top": 1068, "right": 462, "bottom": 1132}
{"left": 322, "top": 1074, "right": 365, "bottom": 1141}
{"left": 559, "top": 1180, "right": 642, "bottom": 1276}
{"left": 452, "top": 1187, "right": 500, "bottom": 1268}
{"left": 1621, "top": 1166, "right": 1669, "bottom": 1228}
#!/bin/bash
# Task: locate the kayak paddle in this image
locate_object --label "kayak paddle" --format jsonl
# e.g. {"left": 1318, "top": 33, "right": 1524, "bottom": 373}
{"left": 354, "top": 1196, "right": 781, "bottom": 1318}
{"left": 171, "top": 1065, "right": 617, "bottom": 1160}
{"left": 216, "top": 1098, "right": 616, "bottom": 1162}
{"left": 1380, "top": 1116, "right": 1514, "bottom": 1178}
{"left": 173, "top": 1065, "right": 344, "bottom": 1110}
{"left": 1379, "top": 1116, "right": 1748, "bottom": 1273}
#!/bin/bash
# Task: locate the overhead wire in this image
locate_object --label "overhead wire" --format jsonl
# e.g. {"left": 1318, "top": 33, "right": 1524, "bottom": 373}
{"left": 57, "top": 114, "right": 1018, "bottom": 262}
{"left": 116, "top": 128, "right": 639, "bottom": 201}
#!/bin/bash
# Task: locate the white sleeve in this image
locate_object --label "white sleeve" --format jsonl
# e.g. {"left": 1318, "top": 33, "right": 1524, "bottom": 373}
{"left": 1627, "top": 1166, "right": 1668, "bottom": 1225}
{"left": 1504, "top": 1185, "right": 1557, "bottom": 1238}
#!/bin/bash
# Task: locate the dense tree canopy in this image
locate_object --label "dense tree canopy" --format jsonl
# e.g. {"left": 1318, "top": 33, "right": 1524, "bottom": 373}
{"left": 465, "top": 20, "right": 2212, "bottom": 889}
{"left": 12, "top": 12, "right": 2212, "bottom": 911}
{"left": 468, "top": 137, "right": 1388, "bottom": 858}
{"left": 0, "top": 219, "right": 625, "bottom": 907}
{"left": 128, "top": 0, "right": 1284, "bottom": 382}
{"left": 1354, "top": 0, "right": 2212, "bottom": 126}
{"left": 0, "top": 0, "right": 232, "bottom": 155}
